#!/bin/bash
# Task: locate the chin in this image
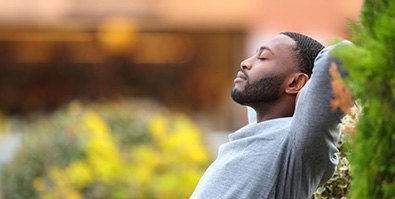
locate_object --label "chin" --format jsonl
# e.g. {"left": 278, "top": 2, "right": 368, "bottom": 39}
{"left": 232, "top": 85, "right": 245, "bottom": 92}
{"left": 231, "top": 90, "right": 246, "bottom": 105}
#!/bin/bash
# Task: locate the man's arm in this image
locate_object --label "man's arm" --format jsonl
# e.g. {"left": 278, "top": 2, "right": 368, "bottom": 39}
{"left": 290, "top": 41, "right": 352, "bottom": 161}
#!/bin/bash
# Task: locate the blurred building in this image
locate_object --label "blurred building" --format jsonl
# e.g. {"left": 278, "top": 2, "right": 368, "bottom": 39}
{"left": 0, "top": 0, "right": 361, "bottom": 132}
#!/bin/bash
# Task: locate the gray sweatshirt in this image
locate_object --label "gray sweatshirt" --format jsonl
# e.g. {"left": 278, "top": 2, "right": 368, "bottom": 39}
{"left": 191, "top": 42, "right": 349, "bottom": 199}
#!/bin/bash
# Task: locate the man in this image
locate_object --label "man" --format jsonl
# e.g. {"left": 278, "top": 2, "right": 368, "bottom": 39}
{"left": 191, "top": 32, "right": 351, "bottom": 198}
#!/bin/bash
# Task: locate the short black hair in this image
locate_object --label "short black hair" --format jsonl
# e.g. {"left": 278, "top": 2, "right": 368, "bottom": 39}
{"left": 280, "top": 32, "right": 325, "bottom": 77}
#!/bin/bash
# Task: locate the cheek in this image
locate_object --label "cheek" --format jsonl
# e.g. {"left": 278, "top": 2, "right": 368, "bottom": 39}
{"left": 249, "top": 63, "right": 282, "bottom": 82}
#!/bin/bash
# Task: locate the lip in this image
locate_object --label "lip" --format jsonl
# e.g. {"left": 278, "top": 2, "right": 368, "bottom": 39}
{"left": 234, "top": 71, "right": 247, "bottom": 83}
{"left": 236, "top": 71, "right": 247, "bottom": 80}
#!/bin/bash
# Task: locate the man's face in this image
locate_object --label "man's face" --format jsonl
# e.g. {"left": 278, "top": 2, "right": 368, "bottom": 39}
{"left": 231, "top": 34, "right": 297, "bottom": 105}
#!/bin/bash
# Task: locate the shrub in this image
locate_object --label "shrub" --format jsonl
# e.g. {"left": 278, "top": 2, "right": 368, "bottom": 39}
{"left": 335, "top": 0, "right": 395, "bottom": 198}
{"left": 1, "top": 100, "right": 211, "bottom": 199}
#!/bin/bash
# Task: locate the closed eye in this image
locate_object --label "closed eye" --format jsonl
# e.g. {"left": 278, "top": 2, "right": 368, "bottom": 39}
{"left": 257, "top": 57, "right": 267, "bottom": 61}
{"left": 256, "top": 46, "right": 273, "bottom": 61}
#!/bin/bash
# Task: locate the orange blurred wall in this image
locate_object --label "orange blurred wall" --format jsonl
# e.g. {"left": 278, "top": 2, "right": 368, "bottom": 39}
{"left": 246, "top": 0, "right": 362, "bottom": 45}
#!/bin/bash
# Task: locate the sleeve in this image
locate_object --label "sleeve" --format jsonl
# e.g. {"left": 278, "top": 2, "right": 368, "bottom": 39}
{"left": 290, "top": 41, "right": 352, "bottom": 172}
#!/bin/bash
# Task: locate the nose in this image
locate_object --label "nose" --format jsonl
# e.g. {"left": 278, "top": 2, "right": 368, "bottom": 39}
{"left": 240, "top": 57, "right": 253, "bottom": 70}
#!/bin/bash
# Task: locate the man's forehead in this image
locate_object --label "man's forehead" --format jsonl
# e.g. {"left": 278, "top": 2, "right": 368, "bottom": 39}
{"left": 262, "top": 34, "right": 296, "bottom": 52}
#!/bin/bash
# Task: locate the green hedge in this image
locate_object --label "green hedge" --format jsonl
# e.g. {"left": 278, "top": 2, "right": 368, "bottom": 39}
{"left": 335, "top": 0, "right": 395, "bottom": 198}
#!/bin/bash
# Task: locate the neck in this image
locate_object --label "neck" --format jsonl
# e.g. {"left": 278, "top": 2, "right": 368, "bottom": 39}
{"left": 248, "top": 98, "right": 295, "bottom": 123}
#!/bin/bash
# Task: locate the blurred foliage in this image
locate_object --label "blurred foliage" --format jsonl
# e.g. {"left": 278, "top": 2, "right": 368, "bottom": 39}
{"left": 1, "top": 100, "right": 211, "bottom": 199}
{"left": 334, "top": 0, "right": 395, "bottom": 198}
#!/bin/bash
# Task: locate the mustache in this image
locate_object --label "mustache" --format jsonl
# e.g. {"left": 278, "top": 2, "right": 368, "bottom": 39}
{"left": 242, "top": 70, "right": 248, "bottom": 79}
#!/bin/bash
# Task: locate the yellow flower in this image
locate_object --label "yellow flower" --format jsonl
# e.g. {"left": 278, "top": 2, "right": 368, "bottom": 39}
{"left": 82, "top": 111, "right": 123, "bottom": 181}
{"left": 149, "top": 114, "right": 169, "bottom": 146}
{"left": 26, "top": 103, "right": 212, "bottom": 199}
{"left": 83, "top": 111, "right": 109, "bottom": 138}
{"left": 65, "top": 160, "right": 93, "bottom": 188}
{"left": 128, "top": 145, "right": 160, "bottom": 184}
{"left": 47, "top": 167, "right": 83, "bottom": 199}
{"left": 164, "top": 115, "right": 210, "bottom": 163}
{"left": 32, "top": 177, "right": 45, "bottom": 192}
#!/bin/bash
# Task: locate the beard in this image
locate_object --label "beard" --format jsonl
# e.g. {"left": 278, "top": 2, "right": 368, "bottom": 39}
{"left": 231, "top": 75, "right": 285, "bottom": 105}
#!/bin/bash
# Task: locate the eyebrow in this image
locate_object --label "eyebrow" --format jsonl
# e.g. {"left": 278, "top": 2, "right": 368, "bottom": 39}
{"left": 257, "top": 46, "right": 274, "bottom": 55}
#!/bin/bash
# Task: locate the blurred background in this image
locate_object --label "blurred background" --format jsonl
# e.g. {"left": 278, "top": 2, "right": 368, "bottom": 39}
{"left": 0, "top": 0, "right": 361, "bottom": 198}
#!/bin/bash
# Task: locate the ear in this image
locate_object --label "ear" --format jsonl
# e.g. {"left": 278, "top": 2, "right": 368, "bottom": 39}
{"left": 284, "top": 73, "right": 309, "bottom": 95}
